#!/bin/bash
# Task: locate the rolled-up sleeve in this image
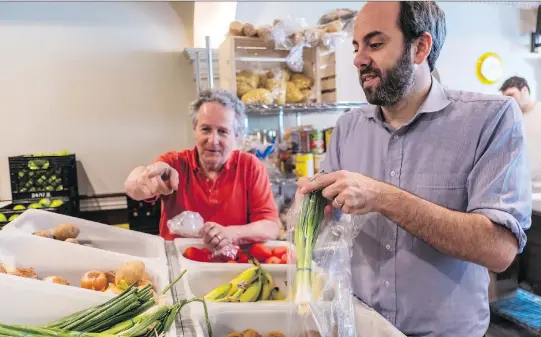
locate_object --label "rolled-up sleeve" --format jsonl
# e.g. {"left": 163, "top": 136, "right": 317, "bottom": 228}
{"left": 467, "top": 99, "right": 532, "bottom": 253}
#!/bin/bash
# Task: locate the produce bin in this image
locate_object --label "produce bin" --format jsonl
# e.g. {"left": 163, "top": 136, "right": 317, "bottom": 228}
{"left": 174, "top": 238, "right": 292, "bottom": 272}
{"left": 0, "top": 232, "right": 172, "bottom": 301}
{"left": 0, "top": 273, "right": 177, "bottom": 337}
{"left": 2, "top": 209, "right": 167, "bottom": 263}
{"left": 9, "top": 153, "right": 79, "bottom": 201}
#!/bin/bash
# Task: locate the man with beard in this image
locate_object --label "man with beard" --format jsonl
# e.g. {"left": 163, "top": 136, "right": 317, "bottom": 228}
{"left": 297, "top": 2, "right": 531, "bottom": 336}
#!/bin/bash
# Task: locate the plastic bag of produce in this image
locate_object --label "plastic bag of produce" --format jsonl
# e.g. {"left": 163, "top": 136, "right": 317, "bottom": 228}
{"left": 285, "top": 176, "right": 361, "bottom": 337}
{"left": 168, "top": 211, "right": 240, "bottom": 260}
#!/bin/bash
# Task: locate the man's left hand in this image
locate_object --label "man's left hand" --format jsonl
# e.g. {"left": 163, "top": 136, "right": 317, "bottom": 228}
{"left": 200, "top": 222, "right": 237, "bottom": 251}
{"left": 298, "top": 170, "right": 384, "bottom": 215}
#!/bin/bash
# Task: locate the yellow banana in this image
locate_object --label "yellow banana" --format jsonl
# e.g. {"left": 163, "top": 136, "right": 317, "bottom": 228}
{"left": 257, "top": 270, "right": 274, "bottom": 301}
{"left": 204, "top": 283, "right": 232, "bottom": 300}
{"left": 226, "top": 266, "right": 260, "bottom": 297}
{"left": 239, "top": 277, "right": 262, "bottom": 302}
{"left": 270, "top": 286, "right": 286, "bottom": 301}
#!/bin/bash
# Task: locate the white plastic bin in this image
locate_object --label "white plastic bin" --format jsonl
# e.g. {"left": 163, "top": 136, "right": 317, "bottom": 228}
{"left": 0, "top": 273, "right": 177, "bottom": 337}
{"left": 0, "top": 232, "right": 173, "bottom": 302}
{"left": 2, "top": 209, "right": 166, "bottom": 263}
{"left": 174, "top": 238, "right": 292, "bottom": 273}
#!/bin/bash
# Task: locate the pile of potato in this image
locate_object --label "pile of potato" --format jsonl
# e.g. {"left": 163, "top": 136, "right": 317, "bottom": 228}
{"left": 237, "top": 69, "right": 315, "bottom": 105}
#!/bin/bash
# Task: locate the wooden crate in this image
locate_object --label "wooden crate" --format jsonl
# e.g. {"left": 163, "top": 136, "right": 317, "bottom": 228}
{"left": 219, "top": 36, "right": 339, "bottom": 103}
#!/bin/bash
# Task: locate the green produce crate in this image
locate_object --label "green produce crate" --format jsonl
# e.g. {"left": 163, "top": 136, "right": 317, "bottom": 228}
{"left": 0, "top": 197, "right": 77, "bottom": 227}
{"left": 8, "top": 153, "right": 79, "bottom": 200}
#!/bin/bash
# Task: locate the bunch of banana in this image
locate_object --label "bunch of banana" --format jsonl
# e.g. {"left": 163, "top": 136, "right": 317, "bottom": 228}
{"left": 204, "top": 265, "right": 286, "bottom": 303}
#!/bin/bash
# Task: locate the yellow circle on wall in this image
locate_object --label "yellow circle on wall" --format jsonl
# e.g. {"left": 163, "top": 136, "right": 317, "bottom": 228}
{"left": 476, "top": 52, "right": 503, "bottom": 85}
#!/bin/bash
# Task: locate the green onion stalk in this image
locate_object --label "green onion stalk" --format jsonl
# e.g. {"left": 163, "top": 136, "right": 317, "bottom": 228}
{"left": 0, "top": 269, "right": 213, "bottom": 337}
{"left": 294, "top": 187, "right": 327, "bottom": 316}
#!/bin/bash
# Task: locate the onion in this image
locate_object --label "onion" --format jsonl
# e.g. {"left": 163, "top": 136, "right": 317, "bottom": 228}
{"left": 9, "top": 267, "right": 39, "bottom": 279}
{"left": 44, "top": 276, "right": 70, "bottom": 286}
{"left": 0, "top": 264, "right": 6, "bottom": 274}
{"left": 104, "top": 271, "right": 116, "bottom": 284}
{"left": 80, "top": 271, "right": 107, "bottom": 291}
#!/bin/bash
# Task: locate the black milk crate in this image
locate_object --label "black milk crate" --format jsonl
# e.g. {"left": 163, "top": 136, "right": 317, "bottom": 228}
{"left": 9, "top": 153, "right": 78, "bottom": 200}
{"left": 127, "top": 195, "right": 161, "bottom": 235}
{"left": 0, "top": 196, "right": 77, "bottom": 227}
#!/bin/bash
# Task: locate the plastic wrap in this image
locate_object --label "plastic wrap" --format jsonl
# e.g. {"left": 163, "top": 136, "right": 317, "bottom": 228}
{"left": 167, "top": 211, "right": 240, "bottom": 260}
{"left": 286, "top": 185, "right": 361, "bottom": 337}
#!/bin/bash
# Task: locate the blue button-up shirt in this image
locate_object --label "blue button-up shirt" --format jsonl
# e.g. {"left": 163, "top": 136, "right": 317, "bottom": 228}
{"left": 321, "top": 78, "right": 532, "bottom": 337}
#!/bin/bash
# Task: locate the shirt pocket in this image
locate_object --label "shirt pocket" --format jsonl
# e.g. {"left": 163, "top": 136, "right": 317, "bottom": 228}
{"left": 409, "top": 173, "right": 468, "bottom": 211}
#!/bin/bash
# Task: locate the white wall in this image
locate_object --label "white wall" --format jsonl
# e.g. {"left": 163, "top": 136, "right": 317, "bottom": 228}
{"left": 0, "top": 2, "right": 197, "bottom": 200}
{"left": 236, "top": 2, "right": 541, "bottom": 131}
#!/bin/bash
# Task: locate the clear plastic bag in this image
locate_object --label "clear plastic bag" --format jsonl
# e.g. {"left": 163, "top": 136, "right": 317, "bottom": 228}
{"left": 286, "top": 186, "right": 361, "bottom": 337}
{"left": 167, "top": 211, "right": 204, "bottom": 238}
{"left": 167, "top": 211, "right": 240, "bottom": 260}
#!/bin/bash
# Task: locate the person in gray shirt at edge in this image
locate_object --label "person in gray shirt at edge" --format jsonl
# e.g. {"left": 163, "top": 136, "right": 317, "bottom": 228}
{"left": 298, "top": 1, "right": 532, "bottom": 337}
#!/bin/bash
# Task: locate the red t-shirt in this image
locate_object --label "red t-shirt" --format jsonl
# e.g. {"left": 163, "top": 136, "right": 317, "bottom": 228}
{"left": 153, "top": 148, "right": 279, "bottom": 240}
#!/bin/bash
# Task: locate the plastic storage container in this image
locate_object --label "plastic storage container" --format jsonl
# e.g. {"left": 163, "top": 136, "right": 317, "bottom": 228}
{"left": 0, "top": 273, "right": 177, "bottom": 337}
{"left": 0, "top": 232, "right": 172, "bottom": 300}
{"left": 2, "top": 209, "right": 167, "bottom": 263}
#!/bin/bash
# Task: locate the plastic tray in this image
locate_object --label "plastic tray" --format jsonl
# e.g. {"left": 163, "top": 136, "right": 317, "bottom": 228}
{"left": 181, "top": 262, "right": 292, "bottom": 318}
{"left": 174, "top": 238, "right": 292, "bottom": 272}
{"left": 2, "top": 209, "right": 167, "bottom": 263}
{"left": 0, "top": 232, "right": 172, "bottom": 301}
{"left": 194, "top": 307, "right": 317, "bottom": 337}
{"left": 0, "top": 273, "right": 177, "bottom": 337}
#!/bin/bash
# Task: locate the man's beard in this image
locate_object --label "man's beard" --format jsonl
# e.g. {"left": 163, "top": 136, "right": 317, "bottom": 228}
{"left": 360, "top": 46, "right": 415, "bottom": 107}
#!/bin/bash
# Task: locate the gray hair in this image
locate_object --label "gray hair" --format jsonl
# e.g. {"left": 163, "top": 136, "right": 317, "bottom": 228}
{"left": 189, "top": 89, "right": 246, "bottom": 135}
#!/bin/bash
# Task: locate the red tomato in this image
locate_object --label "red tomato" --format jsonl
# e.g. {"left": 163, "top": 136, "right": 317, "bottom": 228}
{"left": 272, "top": 246, "right": 288, "bottom": 259}
{"left": 183, "top": 247, "right": 203, "bottom": 261}
{"left": 237, "top": 252, "right": 250, "bottom": 263}
{"left": 249, "top": 243, "right": 273, "bottom": 262}
{"left": 198, "top": 248, "right": 212, "bottom": 262}
{"left": 280, "top": 254, "right": 288, "bottom": 264}
{"left": 227, "top": 260, "right": 238, "bottom": 263}
{"left": 264, "top": 256, "right": 282, "bottom": 264}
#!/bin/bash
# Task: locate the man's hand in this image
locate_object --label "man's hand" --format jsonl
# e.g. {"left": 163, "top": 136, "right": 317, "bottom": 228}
{"left": 297, "top": 170, "right": 383, "bottom": 215}
{"left": 125, "top": 162, "right": 179, "bottom": 201}
{"left": 200, "top": 222, "right": 237, "bottom": 251}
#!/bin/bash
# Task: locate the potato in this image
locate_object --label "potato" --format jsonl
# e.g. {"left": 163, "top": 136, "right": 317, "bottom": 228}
{"left": 242, "top": 23, "right": 257, "bottom": 37}
{"left": 9, "top": 267, "right": 39, "bottom": 279}
{"left": 115, "top": 260, "right": 146, "bottom": 289}
{"left": 286, "top": 81, "right": 304, "bottom": 103}
{"left": 292, "top": 73, "right": 313, "bottom": 90}
{"left": 256, "top": 26, "right": 272, "bottom": 42}
{"left": 229, "top": 21, "right": 244, "bottom": 36}
{"left": 33, "top": 230, "right": 53, "bottom": 239}
{"left": 104, "top": 271, "right": 116, "bottom": 284}
{"left": 265, "top": 331, "right": 285, "bottom": 337}
{"left": 51, "top": 224, "right": 80, "bottom": 241}
{"left": 237, "top": 70, "right": 259, "bottom": 89}
{"left": 242, "top": 329, "right": 262, "bottom": 337}
{"left": 237, "top": 81, "right": 253, "bottom": 97}
{"left": 303, "top": 28, "right": 325, "bottom": 47}
{"left": 44, "top": 276, "right": 70, "bottom": 286}
{"left": 65, "top": 238, "right": 79, "bottom": 244}
{"left": 241, "top": 88, "right": 274, "bottom": 105}
{"left": 0, "top": 264, "right": 6, "bottom": 274}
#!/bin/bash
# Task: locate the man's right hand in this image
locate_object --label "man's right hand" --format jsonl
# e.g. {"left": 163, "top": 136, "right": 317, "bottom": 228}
{"left": 124, "top": 162, "right": 179, "bottom": 200}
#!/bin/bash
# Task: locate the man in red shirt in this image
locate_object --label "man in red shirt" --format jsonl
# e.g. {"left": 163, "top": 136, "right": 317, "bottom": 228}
{"left": 124, "top": 89, "right": 280, "bottom": 250}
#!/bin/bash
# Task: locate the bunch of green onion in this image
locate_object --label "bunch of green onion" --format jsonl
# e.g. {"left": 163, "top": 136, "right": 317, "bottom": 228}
{"left": 294, "top": 187, "right": 327, "bottom": 316}
{"left": 0, "top": 269, "right": 213, "bottom": 337}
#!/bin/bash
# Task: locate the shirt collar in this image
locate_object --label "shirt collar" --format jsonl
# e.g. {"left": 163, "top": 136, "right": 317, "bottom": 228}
{"left": 360, "top": 76, "right": 451, "bottom": 120}
{"left": 188, "top": 147, "right": 236, "bottom": 172}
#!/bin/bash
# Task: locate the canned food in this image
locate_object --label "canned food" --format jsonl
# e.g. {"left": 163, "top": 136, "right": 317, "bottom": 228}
{"left": 291, "top": 129, "right": 300, "bottom": 154}
{"left": 295, "top": 153, "right": 315, "bottom": 178}
{"left": 314, "top": 153, "right": 325, "bottom": 173}
{"left": 310, "top": 129, "right": 324, "bottom": 154}
{"left": 324, "top": 127, "right": 334, "bottom": 152}
{"left": 299, "top": 129, "right": 311, "bottom": 154}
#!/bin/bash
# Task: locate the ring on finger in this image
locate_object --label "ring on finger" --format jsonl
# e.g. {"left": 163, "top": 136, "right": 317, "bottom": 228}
{"left": 333, "top": 197, "right": 344, "bottom": 208}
